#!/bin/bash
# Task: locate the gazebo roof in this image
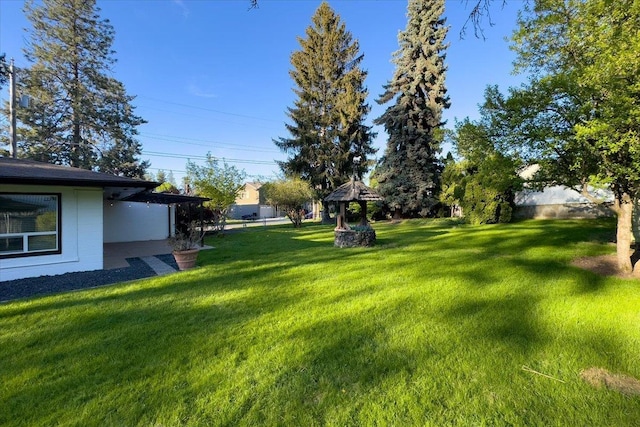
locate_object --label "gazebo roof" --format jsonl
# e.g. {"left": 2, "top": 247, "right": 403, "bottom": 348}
{"left": 324, "top": 177, "right": 384, "bottom": 202}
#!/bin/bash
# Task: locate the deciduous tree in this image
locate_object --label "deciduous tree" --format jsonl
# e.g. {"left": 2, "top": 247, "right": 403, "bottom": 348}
{"left": 263, "top": 178, "right": 313, "bottom": 228}
{"left": 441, "top": 119, "right": 522, "bottom": 224}
{"left": 186, "top": 153, "right": 246, "bottom": 231}
{"left": 498, "top": 0, "right": 640, "bottom": 273}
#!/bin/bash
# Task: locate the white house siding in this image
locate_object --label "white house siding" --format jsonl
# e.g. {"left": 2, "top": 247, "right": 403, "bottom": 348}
{"left": 103, "top": 201, "right": 173, "bottom": 243}
{"left": 0, "top": 185, "right": 103, "bottom": 281}
{"left": 514, "top": 185, "right": 613, "bottom": 219}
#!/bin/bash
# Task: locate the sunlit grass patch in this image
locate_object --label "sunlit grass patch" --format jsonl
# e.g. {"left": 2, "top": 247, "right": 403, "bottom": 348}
{"left": 1, "top": 218, "right": 639, "bottom": 426}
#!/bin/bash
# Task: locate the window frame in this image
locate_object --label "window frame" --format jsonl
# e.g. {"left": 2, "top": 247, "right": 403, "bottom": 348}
{"left": 0, "top": 192, "right": 62, "bottom": 259}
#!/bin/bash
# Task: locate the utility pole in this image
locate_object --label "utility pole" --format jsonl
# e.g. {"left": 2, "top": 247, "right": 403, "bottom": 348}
{"left": 9, "top": 59, "right": 17, "bottom": 158}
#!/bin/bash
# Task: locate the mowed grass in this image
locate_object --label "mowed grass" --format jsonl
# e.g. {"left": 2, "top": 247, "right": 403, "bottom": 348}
{"left": 1, "top": 218, "right": 639, "bottom": 426}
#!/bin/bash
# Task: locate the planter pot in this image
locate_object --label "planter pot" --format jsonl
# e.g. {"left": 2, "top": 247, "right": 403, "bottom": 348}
{"left": 172, "top": 248, "right": 199, "bottom": 270}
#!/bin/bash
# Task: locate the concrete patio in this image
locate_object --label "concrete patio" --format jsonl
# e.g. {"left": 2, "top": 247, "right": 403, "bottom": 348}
{"left": 103, "top": 240, "right": 176, "bottom": 270}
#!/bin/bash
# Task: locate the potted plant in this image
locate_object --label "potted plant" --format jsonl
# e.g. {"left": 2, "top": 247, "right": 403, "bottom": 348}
{"left": 169, "top": 221, "right": 205, "bottom": 270}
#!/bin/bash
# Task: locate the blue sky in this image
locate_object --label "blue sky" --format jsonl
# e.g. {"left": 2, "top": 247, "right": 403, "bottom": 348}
{"left": 0, "top": 0, "right": 525, "bottom": 184}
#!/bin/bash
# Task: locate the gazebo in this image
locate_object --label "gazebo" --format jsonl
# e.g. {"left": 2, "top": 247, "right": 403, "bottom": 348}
{"left": 324, "top": 177, "right": 384, "bottom": 247}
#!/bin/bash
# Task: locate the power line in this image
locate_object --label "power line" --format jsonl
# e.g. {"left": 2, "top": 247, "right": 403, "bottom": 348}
{"left": 146, "top": 166, "right": 277, "bottom": 180}
{"left": 137, "top": 95, "right": 282, "bottom": 124}
{"left": 139, "top": 132, "right": 279, "bottom": 153}
{"left": 136, "top": 105, "right": 283, "bottom": 131}
{"left": 142, "top": 150, "right": 278, "bottom": 166}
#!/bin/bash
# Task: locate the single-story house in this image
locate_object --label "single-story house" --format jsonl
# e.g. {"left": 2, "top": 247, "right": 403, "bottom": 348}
{"left": 513, "top": 164, "right": 613, "bottom": 219}
{"left": 514, "top": 186, "right": 613, "bottom": 219}
{"left": 0, "top": 157, "right": 205, "bottom": 281}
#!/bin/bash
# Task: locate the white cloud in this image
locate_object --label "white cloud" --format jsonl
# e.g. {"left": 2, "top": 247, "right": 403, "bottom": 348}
{"left": 187, "top": 80, "right": 218, "bottom": 99}
{"left": 172, "top": 0, "right": 189, "bottom": 18}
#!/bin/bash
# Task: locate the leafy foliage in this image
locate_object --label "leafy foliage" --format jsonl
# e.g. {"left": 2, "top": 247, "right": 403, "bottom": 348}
{"left": 501, "top": 0, "right": 640, "bottom": 272}
{"left": 274, "top": 2, "right": 376, "bottom": 219}
{"left": 263, "top": 178, "right": 313, "bottom": 228}
{"left": 439, "top": 154, "right": 464, "bottom": 216}
{"left": 155, "top": 181, "right": 179, "bottom": 194}
{"left": 13, "top": 0, "right": 148, "bottom": 177}
{"left": 186, "top": 153, "right": 246, "bottom": 230}
{"left": 441, "top": 120, "right": 522, "bottom": 224}
{"left": 374, "top": 0, "right": 450, "bottom": 218}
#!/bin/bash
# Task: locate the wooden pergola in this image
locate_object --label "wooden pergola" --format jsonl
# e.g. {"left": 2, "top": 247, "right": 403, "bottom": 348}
{"left": 324, "top": 177, "right": 384, "bottom": 229}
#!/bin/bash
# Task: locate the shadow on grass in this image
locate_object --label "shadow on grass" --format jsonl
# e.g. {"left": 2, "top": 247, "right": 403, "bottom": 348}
{"left": 445, "top": 293, "right": 544, "bottom": 355}
{"left": 223, "top": 311, "right": 420, "bottom": 424}
{"left": 7, "top": 218, "right": 614, "bottom": 316}
{"left": 2, "top": 217, "right": 634, "bottom": 425}
{"left": 0, "top": 276, "right": 305, "bottom": 425}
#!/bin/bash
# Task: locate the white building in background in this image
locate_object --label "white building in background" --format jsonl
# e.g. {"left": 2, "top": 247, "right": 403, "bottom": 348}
{"left": 514, "top": 164, "right": 613, "bottom": 219}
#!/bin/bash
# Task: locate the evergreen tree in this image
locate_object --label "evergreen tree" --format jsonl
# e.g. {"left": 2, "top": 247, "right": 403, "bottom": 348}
{"left": 166, "top": 170, "right": 177, "bottom": 186}
{"left": 274, "top": 2, "right": 375, "bottom": 221}
{"left": 0, "top": 54, "right": 8, "bottom": 88}
{"left": 374, "top": 0, "right": 450, "bottom": 218}
{"left": 155, "top": 170, "right": 168, "bottom": 184}
{"left": 16, "top": 0, "right": 148, "bottom": 177}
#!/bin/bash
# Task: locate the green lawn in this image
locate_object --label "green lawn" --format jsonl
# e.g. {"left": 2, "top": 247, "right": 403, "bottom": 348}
{"left": 1, "top": 219, "right": 639, "bottom": 426}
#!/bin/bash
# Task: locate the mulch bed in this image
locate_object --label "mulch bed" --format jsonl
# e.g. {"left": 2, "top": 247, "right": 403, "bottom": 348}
{"left": 571, "top": 254, "right": 637, "bottom": 279}
{"left": 0, "top": 257, "right": 169, "bottom": 303}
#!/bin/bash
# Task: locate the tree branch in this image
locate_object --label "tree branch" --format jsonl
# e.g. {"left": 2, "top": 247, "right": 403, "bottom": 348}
{"left": 578, "top": 180, "right": 615, "bottom": 213}
{"left": 460, "top": 0, "right": 511, "bottom": 39}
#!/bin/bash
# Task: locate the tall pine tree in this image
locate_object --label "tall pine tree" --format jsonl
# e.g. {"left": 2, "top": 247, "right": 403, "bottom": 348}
{"left": 374, "top": 0, "right": 450, "bottom": 218}
{"left": 0, "top": 54, "right": 8, "bottom": 88}
{"left": 274, "top": 2, "right": 375, "bottom": 220}
{"left": 16, "top": 0, "right": 148, "bottom": 177}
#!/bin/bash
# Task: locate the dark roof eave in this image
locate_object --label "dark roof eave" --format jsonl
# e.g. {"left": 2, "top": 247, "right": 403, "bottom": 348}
{"left": 121, "top": 191, "right": 210, "bottom": 205}
{"left": 0, "top": 157, "right": 159, "bottom": 189}
{"left": 0, "top": 177, "right": 159, "bottom": 189}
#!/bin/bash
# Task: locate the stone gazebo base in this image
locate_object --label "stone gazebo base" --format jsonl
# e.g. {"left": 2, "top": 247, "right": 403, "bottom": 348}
{"left": 334, "top": 228, "right": 376, "bottom": 248}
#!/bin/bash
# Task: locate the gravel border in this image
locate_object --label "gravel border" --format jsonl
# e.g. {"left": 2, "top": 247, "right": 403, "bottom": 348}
{"left": 0, "top": 255, "right": 179, "bottom": 303}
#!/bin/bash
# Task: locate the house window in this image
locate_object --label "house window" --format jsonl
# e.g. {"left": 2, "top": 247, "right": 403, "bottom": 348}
{"left": 0, "top": 193, "right": 61, "bottom": 258}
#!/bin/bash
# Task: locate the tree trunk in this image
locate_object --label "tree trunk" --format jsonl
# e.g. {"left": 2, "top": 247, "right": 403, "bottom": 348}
{"left": 614, "top": 194, "right": 634, "bottom": 274}
{"left": 581, "top": 186, "right": 635, "bottom": 274}
{"left": 360, "top": 201, "right": 368, "bottom": 225}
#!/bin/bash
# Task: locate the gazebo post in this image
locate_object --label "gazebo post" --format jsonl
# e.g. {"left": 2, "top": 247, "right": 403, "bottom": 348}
{"left": 337, "top": 202, "right": 347, "bottom": 229}
{"left": 360, "top": 201, "right": 368, "bottom": 226}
